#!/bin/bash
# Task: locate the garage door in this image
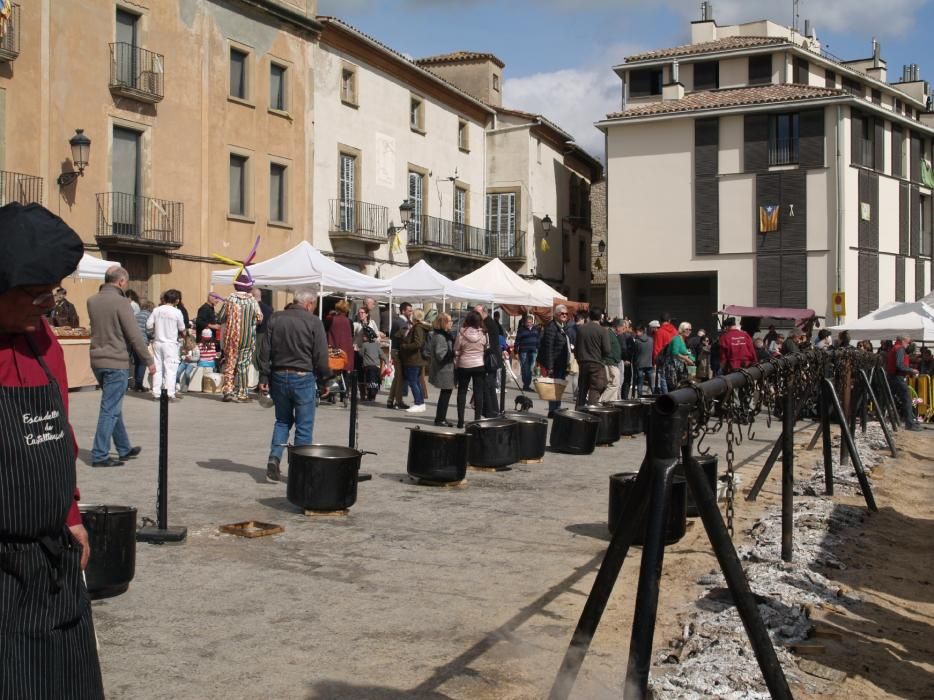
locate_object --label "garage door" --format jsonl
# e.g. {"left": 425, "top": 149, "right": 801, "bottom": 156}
{"left": 628, "top": 273, "right": 718, "bottom": 334}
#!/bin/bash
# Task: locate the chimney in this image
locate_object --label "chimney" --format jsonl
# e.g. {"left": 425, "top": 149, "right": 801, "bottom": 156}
{"left": 902, "top": 64, "right": 911, "bottom": 82}
{"left": 700, "top": 1, "right": 714, "bottom": 22}
{"left": 804, "top": 19, "right": 811, "bottom": 38}
{"left": 867, "top": 39, "right": 886, "bottom": 82}
{"left": 663, "top": 62, "right": 685, "bottom": 101}
{"left": 671, "top": 59, "right": 680, "bottom": 84}
{"left": 872, "top": 39, "right": 880, "bottom": 67}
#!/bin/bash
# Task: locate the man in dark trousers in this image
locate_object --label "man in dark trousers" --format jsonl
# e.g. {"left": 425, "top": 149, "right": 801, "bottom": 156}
{"left": 258, "top": 287, "right": 332, "bottom": 482}
{"left": 0, "top": 202, "right": 104, "bottom": 698}
{"left": 574, "top": 308, "right": 611, "bottom": 406}
{"left": 538, "top": 304, "right": 571, "bottom": 417}
{"left": 387, "top": 302, "right": 412, "bottom": 409}
{"left": 475, "top": 304, "right": 502, "bottom": 417}
{"left": 718, "top": 317, "right": 757, "bottom": 374}
{"left": 887, "top": 334, "right": 921, "bottom": 431}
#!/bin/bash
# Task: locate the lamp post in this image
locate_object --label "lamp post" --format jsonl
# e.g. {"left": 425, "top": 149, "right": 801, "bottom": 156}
{"left": 541, "top": 214, "right": 553, "bottom": 235}
{"left": 388, "top": 199, "right": 414, "bottom": 235}
{"left": 57, "top": 129, "right": 92, "bottom": 187}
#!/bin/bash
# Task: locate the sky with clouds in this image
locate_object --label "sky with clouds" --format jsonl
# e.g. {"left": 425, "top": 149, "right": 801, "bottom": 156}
{"left": 317, "top": 0, "right": 934, "bottom": 159}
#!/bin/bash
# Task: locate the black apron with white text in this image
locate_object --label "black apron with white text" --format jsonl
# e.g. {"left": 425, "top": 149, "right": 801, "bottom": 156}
{"left": 0, "top": 343, "right": 104, "bottom": 699}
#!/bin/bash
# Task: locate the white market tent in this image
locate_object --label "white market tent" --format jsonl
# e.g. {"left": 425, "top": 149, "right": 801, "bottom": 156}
{"left": 387, "top": 260, "right": 493, "bottom": 304}
{"left": 456, "top": 258, "right": 553, "bottom": 307}
{"left": 210, "top": 241, "right": 392, "bottom": 297}
{"left": 74, "top": 252, "right": 119, "bottom": 280}
{"left": 528, "top": 278, "right": 566, "bottom": 302}
{"left": 829, "top": 300, "right": 934, "bottom": 342}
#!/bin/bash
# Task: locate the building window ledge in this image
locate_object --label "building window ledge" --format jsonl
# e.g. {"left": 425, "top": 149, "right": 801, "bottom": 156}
{"left": 268, "top": 107, "right": 292, "bottom": 121}
{"left": 227, "top": 96, "right": 256, "bottom": 109}
{"left": 410, "top": 126, "right": 426, "bottom": 136}
{"left": 227, "top": 214, "right": 256, "bottom": 224}
{"left": 267, "top": 220, "right": 292, "bottom": 230}
{"left": 341, "top": 99, "right": 359, "bottom": 109}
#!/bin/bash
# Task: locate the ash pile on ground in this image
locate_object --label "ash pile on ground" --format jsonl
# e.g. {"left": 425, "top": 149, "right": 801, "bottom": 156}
{"left": 795, "top": 422, "right": 889, "bottom": 497}
{"left": 650, "top": 424, "right": 887, "bottom": 698}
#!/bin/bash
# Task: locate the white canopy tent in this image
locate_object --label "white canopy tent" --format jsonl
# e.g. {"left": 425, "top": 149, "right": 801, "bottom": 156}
{"left": 829, "top": 300, "right": 934, "bottom": 342}
{"left": 210, "top": 241, "right": 392, "bottom": 297}
{"left": 74, "top": 252, "right": 119, "bottom": 281}
{"left": 528, "top": 279, "right": 566, "bottom": 303}
{"left": 387, "top": 260, "right": 493, "bottom": 305}
{"left": 456, "top": 258, "right": 553, "bottom": 307}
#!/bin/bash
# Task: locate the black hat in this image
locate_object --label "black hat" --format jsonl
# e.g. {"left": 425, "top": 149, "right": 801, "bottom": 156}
{"left": 723, "top": 317, "right": 737, "bottom": 327}
{"left": 0, "top": 203, "right": 84, "bottom": 295}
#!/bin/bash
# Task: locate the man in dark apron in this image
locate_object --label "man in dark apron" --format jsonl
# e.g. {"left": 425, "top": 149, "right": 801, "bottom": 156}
{"left": 0, "top": 203, "right": 104, "bottom": 698}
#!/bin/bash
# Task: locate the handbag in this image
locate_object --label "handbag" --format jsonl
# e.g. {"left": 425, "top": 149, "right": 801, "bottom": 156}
{"left": 328, "top": 348, "right": 348, "bottom": 372}
{"left": 483, "top": 345, "right": 503, "bottom": 374}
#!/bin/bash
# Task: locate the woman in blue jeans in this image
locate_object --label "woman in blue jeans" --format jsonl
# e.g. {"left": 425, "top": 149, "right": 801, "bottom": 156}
{"left": 514, "top": 313, "right": 541, "bottom": 391}
{"left": 400, "top": 308, "right": 431, "bottom": 413}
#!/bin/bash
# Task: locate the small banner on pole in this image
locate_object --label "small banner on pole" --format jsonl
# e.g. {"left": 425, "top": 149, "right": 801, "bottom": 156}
{"left": 831, "top": 291, "right": 846, "bottom": 317}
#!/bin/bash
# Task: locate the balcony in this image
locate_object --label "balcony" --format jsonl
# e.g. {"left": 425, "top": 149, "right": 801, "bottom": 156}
{"left": 328, "top": 199, "right": 389, "bottom": 246}
{"left": 0, "top": 3, "right": 20, "bottom": 63}
{"left": 0, "top": 170, "right": 42, "bottom": 205}
{"left": 95, "top": 192, "right": 183, "bottom": 250}
{"left": 768, "top": 137, "right": 800, "bottom": 166}
{"left": 407, "top": 213, "right": 527, "bottom": 262}
{"left": 109, "top": 43, "right": 164, "bottom": 103}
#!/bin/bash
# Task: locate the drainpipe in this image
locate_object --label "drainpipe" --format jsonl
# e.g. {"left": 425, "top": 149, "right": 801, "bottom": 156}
{"left": 835, "top": 105, "right": 845, "bottom": 314}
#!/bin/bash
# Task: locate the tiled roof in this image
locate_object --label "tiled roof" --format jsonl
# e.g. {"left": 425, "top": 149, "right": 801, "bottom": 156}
{"left": 624, "top": 36, "right": 789, "bottom": 62}
{"left": 416, "top": 51, "right": 505, "bottom": 69}
{"left": 316, "top": 16, "right": 494, "bottom": 114}
{"left": 605, "top": 84, "right": 845, "bottom": 120}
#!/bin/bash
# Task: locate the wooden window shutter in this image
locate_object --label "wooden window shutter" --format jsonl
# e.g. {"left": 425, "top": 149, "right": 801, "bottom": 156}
{"left": 895, "top": 255, "right": 906, "bottom": 302}
{"left": 756, "top": 255, "right": 781, "bottom": 307}
{"left": 798, "top": 109, "right": 825, "bottom": 169}
{"left": 916, "top": 259, "right": 926, "bottom": 300}
{"left": 899, "top": 181, "right": 910, "bottom": 256}
{"left": 892, "top": 127, "right": 904, "bottom": 177}
{"left": 858, "top": 170, "right": 873, "bottom": 249}
{"left": 910, "top": 133, "right": 922, "bottom": 182}
{"left": 756, "top": 173, "right": 782, "bottom": 252}
{"left": 780, "top": 253, "right": 807, "bottom": 307}
{"left": 910, "top": 184, "right": 921, "bottom": 257}
{"left": 744, "top": 114, "right": 769, "bottom": 173}
{"left": 695, "top": 118, "right": 719, "bottom": 254}
{"left": 850, "top": 110, "right": 863, "bottom": 167}
{"left": 870, "top": 172, "right": 880, "bottom": 249}
{"left": 858, "top": 252, "right": 878, "bottom": 317}
{"left": 873, "top": 119, "right": 884, "bottom": 173}
{"left": 780, "top": 170, "right": 807, "bottom": 251}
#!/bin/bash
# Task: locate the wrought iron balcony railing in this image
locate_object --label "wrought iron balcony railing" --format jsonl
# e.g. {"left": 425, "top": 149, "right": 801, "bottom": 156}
{"left": 96, "top": 192, "right": 183, "bottom": 248}
{"left": 768, "top": 137, "right": 799, "bottom": 166}
{"left": 0, "top": 4, "right": 20, "bottom": 63}
{"left": 328, "top": 198, "right": 389, "bottom": 244}
{"left": 489, "top": 229, "right": 527, "bottom": 260}
{"left": 407, "top": 213, "right": 527, "bottom": 261}
{"left": 0, "top": 169, "right": 42, "bottom": 205}
{"left": 109, "top": 43, "right": 165, "bottom": 103}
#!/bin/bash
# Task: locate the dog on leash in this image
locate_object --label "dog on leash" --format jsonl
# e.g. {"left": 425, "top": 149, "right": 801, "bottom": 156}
{"left": 514, "top": 394, "right": 534, "bottom": 412}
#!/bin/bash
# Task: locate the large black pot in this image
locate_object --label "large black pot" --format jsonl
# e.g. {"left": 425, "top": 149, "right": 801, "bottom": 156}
{"left": 407, "top": 427, "right": 470, "bottom": 483}
{"left": 79, "top": 504, "right": 137, "bottom": 599}
{"left": 286, "top": 445, "right": 368, "bottom": 511}
{"left": 677, "top": 454, "right": 719, "bottom": 518}
{"left": 608, "top": 472, "right": 687, "bottom": 545}
{"left": 465, "top": 418, "right": 519, "bottom": 468}
{"left": 550, "top": 409, "right": 600, "bottom": 455}
{"left": 603, "top": 400, "right": 645, "bottom": 436}
{"left": 503, "top": 412, "right": 549, "bottom": 462}
{"left": 582, "top": 405, "right": 622, "bottom": 445}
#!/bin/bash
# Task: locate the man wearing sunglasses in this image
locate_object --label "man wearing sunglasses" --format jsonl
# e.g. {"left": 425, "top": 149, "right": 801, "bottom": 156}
{"left": 537, "top": 304, "right": 572, "bottom": 417}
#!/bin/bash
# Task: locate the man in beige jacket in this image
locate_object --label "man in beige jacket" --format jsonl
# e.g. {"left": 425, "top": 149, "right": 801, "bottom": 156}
{"left": 86, "top": 266, "right": 154, "bottom": 466}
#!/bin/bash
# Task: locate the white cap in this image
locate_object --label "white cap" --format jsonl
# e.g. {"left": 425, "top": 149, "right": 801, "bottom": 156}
{"left": 648, "top": 320, "right": 660, "bottom": 328}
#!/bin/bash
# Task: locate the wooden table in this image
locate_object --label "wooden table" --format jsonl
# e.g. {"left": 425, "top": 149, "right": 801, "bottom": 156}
{"left": 58, "top": 338, "right": 97, "bottom": 390}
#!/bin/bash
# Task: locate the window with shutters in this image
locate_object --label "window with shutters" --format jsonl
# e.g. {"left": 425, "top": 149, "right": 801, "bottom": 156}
{"left": 229, "top": 46, "right": 249, "bottom": 101}
{"left": 853, "top": 114, "right": 875, "bottom": 168}
{"left": 341, "top": 65, "right": 358, "bottom": 106}
{"left": 338, "top": 153, "right": 356, "bottom": 231}
{"left": 269, "top": 62, "right": 287, "bottom": 112}
{"left": 922, "top": 193, "right": 932, "bottom": 257}
{"left": 229, "top": 153, "right": 249, "bottom": 217}
{"left": 871, "top": 89, "right": 882, "bottom": 105}
{"left": 892, "top": 127, "right": 906, "bottom": 177}
{"left": 842, "top": 77, "right": 862, "bottom": 97}
{"left": 769, "top": 113, "right": 799, "bottom": 165}
{"left": 269, "top": 162, "right": 287, "bottom": 223}
{"left": 794, "top": 58, "right": 809, "bottom": 85}
{"left": 486, "top": 191, "right": 517, "bottom": 253}
{"left": 748, "top": 54, "right": 772, "bottom": 85}
{"left": 825, "top": 69, "right": 837, "bottom": 89}
{"left": 629, "top": 68, "right": 662, "bottom": 97}
{"left": 410, "top": 95, "right": 425, "bottom": 133}
{"left": 693, "top": 60, "right": 719, "bottom": 90}
{"left": 408, "top": 170, "right": 425, "bottom": 239}
{"left": 458, "top": 120, "right": 469, "bottom": 152}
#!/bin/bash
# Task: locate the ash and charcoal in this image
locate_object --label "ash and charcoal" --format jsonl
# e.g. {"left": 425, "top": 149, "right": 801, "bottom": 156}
{"left": 795, "top": 423, "right": 888, "bottom": 497}
{"left": 651, "top": 423, "right": 891, "bottom": 698}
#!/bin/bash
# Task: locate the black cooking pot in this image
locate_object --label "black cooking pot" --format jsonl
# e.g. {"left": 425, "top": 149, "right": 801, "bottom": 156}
{"left": 407, "top": 427, "right": 470, "bottom": 483}
{"left": 286, "top": 445, "right": 371, "bottom": 511}
{"left": 549, "top": 409, "right": 600, "bottom": 455}
{"left": 608, "top": 472, "right": 687, "bottom": 545}
{"left": 79, "top": 504, "right": 136, "bottom": 599}
{"left": 677, "top": 454, "right": 719, "bottom": 518}
{"left": 582, "top": 405, "right": 622, "bottom": 445}
{"left": 465, "top": 418, "right": 519, "bottom": 468}
{"left": 603, "top": 400, "right": 644, "bottom": 436}
{"left": 503, "top": 412, "right": 548, "bottom": 462}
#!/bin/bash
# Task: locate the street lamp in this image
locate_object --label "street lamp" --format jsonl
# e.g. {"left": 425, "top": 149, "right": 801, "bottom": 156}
{"left": 57, "top": 129, "right": 92, "bottom": 187}
{"left": 598, "top": 240, "right": 606, "bottom": 254}
{"left": 388, "top": 199, "right": 414, "bottom": 234}
{"left": 541, "top": 214, "right": 553, "bottom": 234}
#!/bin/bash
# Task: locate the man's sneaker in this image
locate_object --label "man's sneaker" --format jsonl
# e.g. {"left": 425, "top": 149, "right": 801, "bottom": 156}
{"left": 266, "top": 459, "right": 281, "bottom": 482}
{"left": 406, "top": 404, "right": 426, "bottom": 413}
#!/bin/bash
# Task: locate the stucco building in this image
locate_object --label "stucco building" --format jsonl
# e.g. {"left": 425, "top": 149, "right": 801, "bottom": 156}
{"left": 600, "top": 8, "right": 934, "bottom": 329}
{"left": 0, "top": 0, "right": 319, "bottom": 313}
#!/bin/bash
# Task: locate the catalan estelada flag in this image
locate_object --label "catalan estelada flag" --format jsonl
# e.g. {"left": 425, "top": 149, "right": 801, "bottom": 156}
{"left": 759, "top": 205, "right": 780, "bottom": 233}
